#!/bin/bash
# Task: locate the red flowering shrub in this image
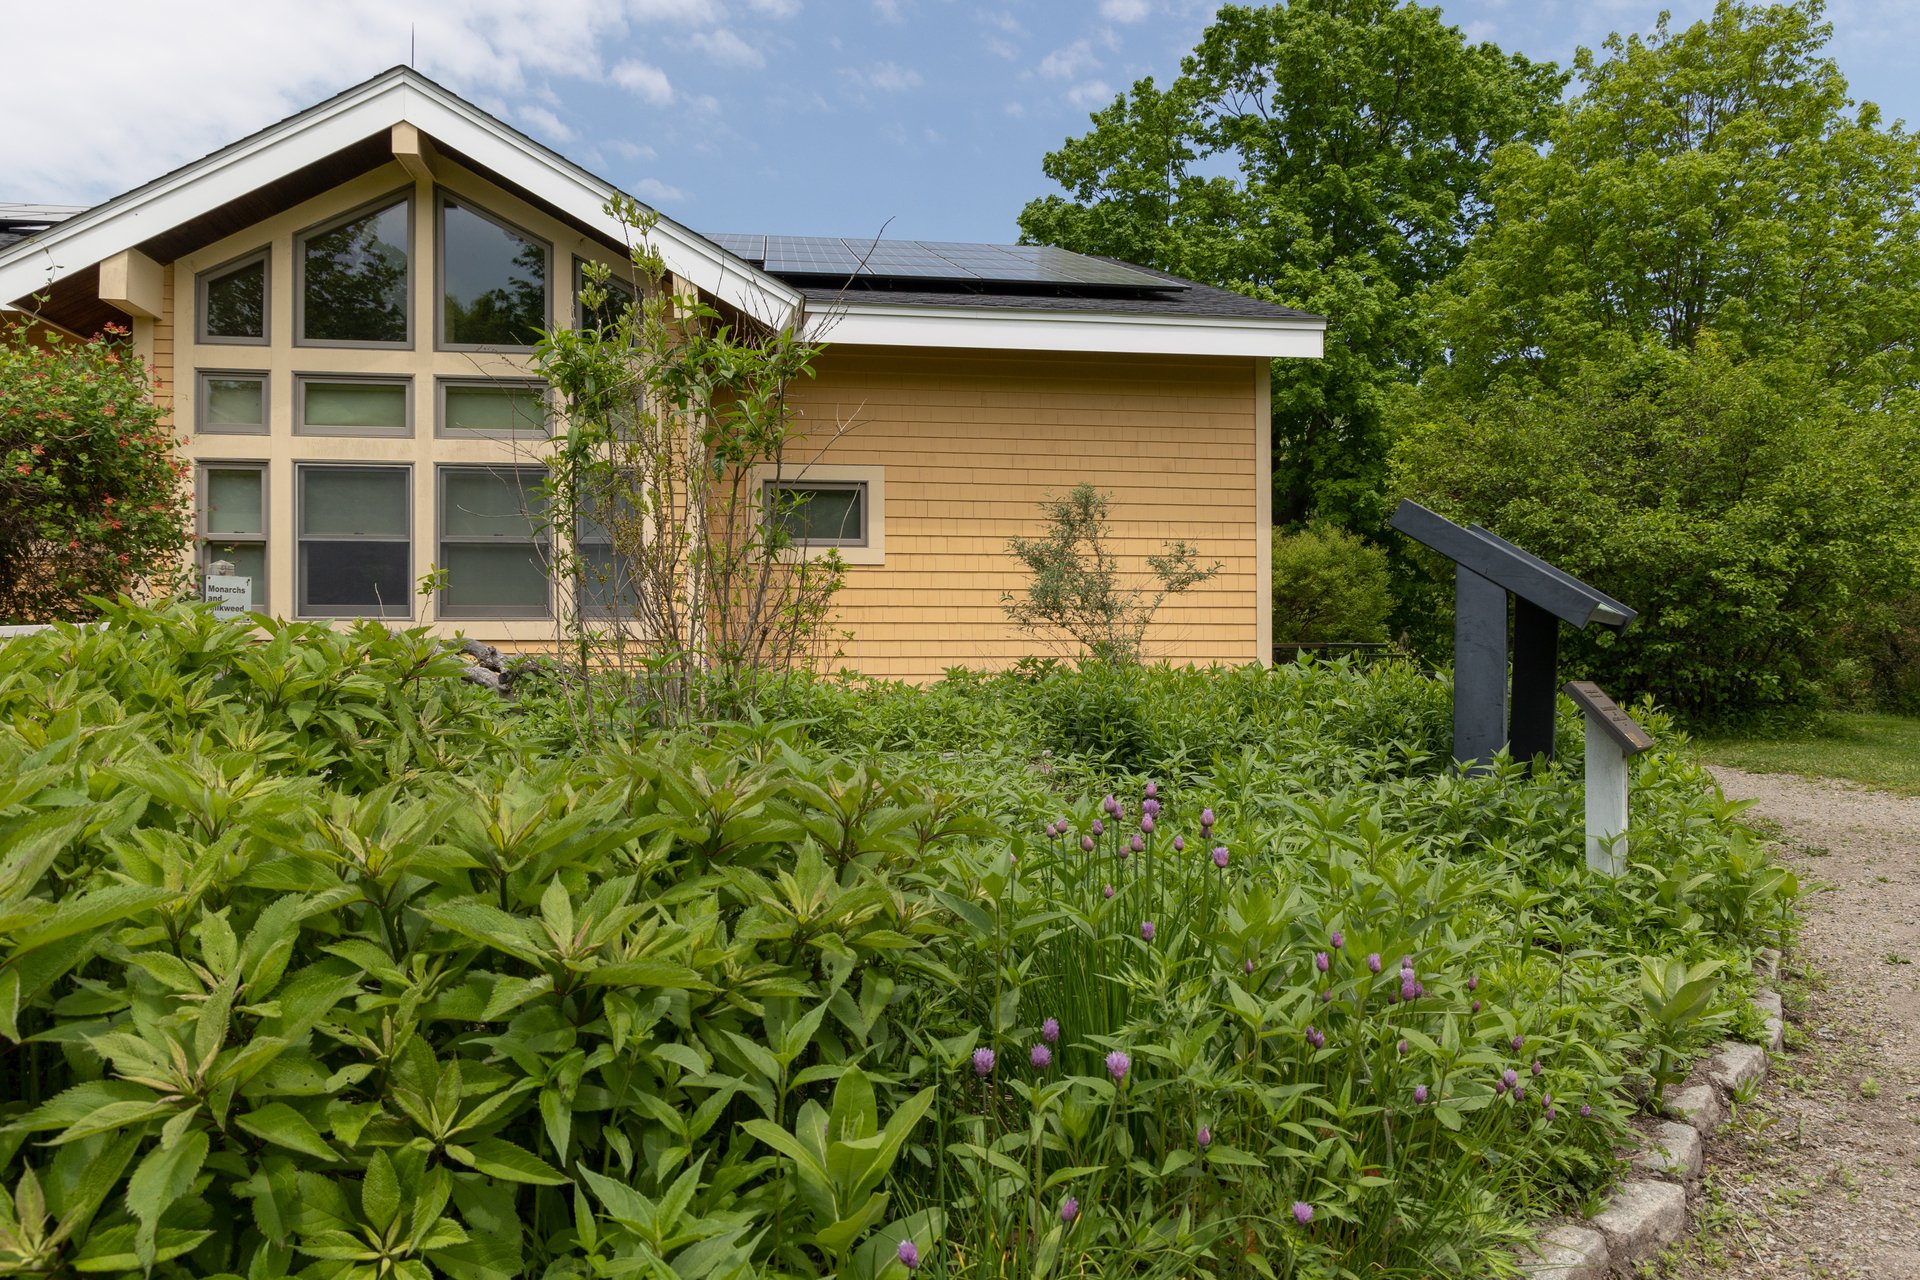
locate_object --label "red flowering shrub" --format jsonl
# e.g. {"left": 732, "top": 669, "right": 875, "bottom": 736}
{"left": 0, "top": 317, "right": 191, "bottom": 622}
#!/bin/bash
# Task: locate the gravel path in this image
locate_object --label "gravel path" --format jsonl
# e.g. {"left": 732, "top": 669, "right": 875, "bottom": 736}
{"left": 1666, "top": 767, "right": 1920, "bottom": 1278}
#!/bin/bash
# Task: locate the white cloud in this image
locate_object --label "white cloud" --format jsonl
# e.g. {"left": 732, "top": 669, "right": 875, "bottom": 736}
{"left": 517, "top": 104, "right": 575, "bottom": 143}
{"left": 1004, "top": 100, "right": 1026, "bottom": 117}
{"left": 748, "top": 0, "right": 800, "bottom": 13}
{"left": 1067, "top": 79, "right": 1113, "bottom": 108}
{"left": 873, "top": 0, "right": 905, "bottom": 21}
{"left": 606, "top": 138, "right": 659, "bottom": 162}
{"left": 985, "top": 36, "right": 1020, "bottom": 60}
{"left": 611, "top": 58, "right": 675, "bottom": 104}
{"left": 979, "top": 8, "right": 1022, "bottom": 33}
{"left": 1098, "top": 0, "right": 1151, "bottom": 21}
{"left": 690, "top": 27, "right": 766, "bottom": 68}
{"left": 632, "top": 177, "right": 689, "bottom": 205}
{"left": 851, "top": 61, "right": 923, "bottom": 92}
{"left": 1039, "top": 39, "right": 1099, "bottom": 79}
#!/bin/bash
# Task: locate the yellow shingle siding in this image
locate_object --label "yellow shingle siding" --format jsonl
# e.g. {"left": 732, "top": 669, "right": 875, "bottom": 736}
{"left": 784, "top": 346, "right": 1267, "bottom": 682}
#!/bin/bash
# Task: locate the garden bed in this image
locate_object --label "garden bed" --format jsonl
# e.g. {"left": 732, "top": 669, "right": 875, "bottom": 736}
{"left": 0, "top": 607, "right": 1795, "bottom": 1279}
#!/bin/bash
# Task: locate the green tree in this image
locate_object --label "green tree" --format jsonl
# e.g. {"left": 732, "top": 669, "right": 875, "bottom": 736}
{"left": 1433, "top": 0, "right": 1920, "bottom": 399}
{"left": 1392, "top": 340, "right": 1920, "bottom": 724}
{"left": 1019, "top": 1, "right": 1563, "bottom": 528}
{"left": 1271, "top": 522, "right": 1394, "bottom": 643}
{"left": 0, "top": 318, "right": 191, "bottom": 622}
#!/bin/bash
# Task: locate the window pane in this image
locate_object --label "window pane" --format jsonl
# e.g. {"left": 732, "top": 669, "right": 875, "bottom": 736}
{"left": 301, "top": 468, "right": 408, "bottom": 537}
{"left": 302, "top": 381, "right": 406, "bottom": 431}
{"left": 302, "top": 201, "right": 409, "bottom": 343}
{"left": 441, "top": 543, "right": 549, "bottom": 613}
{"left": 204, "top": 542, "right": 266, "bottom": 590}
{"left": 579, "top": 543, "right": 637, "bottom": 613}
{"left": 301, "top": 542, "right": 410, "bottom": 614}
{"left": 774, "top": 484, "right": 864, "bottom": 544}
{"left": 204, "top": 259, "right": 265, "bottom": 339}
{"left": 443, "top": 202, "right": 548, "bottom": 346}
{"left": 444, "top": 469, "right": 546, "bottom": 537}
{"left": 204, "top": 376, "right": 265, "bottom": 429}
{"left": 576, "top": 264, "right": 635, "bottom": 332}
{"left": 444, "top": 384, "right": 546, "bottom": 433}
{"left": 204, "top": 469, "right": 263, "bottom": 536}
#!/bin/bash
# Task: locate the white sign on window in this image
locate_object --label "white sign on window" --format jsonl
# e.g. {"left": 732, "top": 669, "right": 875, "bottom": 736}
{"left": 205, "top": 575, "right": 252, "bottom": 620}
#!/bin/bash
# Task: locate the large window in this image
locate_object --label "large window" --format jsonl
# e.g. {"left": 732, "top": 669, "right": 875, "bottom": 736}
{"left": 297, "top": 465, "right": 411, "bottom": 618}
{"left": 437, "top": 379, "right": 548, "bottom": 437}
{"left": 440, "top": 199, "right": 549, "bottom": 349}
{"left": 438, "top": 466, "right": 550, "bottom": 618}
{"left": 295, "top": 375, "right": 410, "bottom": 437}
{"left": 766, "top": 480, "right": 869, "bottom": 548}
{"left": 198, "top": 464, "right": 267, "bottom": 605}
{"left": 198, "top": 250, "right": 268, "bottom": 344}
{"left": 298, "top": 196, "right": 411, "bottom": 346}
{"left": 197, "top": 371, "right": 268, "bottom": 435}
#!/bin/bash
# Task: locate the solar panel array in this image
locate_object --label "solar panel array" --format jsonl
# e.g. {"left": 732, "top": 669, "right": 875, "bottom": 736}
{"left": 706, "top": 233, "right": 1186, "bottom": 291}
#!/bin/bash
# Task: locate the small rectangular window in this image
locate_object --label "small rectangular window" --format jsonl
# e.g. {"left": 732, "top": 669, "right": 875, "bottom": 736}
{"left": 198, "top": 250, "right": 269, "bottom": 344}
{"left": 297, "top": 194, "right": 412, "bottom": 347}
{"left": 440, "top": 197, "right": 550, "bottom": 350}
{"left": 296, "top": 375, "right": 410, "bottom": 436}
{"left": 767, "top": 480, "right": 868, "bottom": 548}
{"left": 574, "top": 257, "right": 637, "bottom": 333}
{"left": 197, "top": 464, "right": 268, "bottom": 605}
{"left": 439, "top": 380, "right": 548, "bottom": 436}
{"left": 197, "top": 371, "right": 268, "bottom": 435}
{"left": 439, "top": 466, "right": 551, "bottom": 619}
{"left": 297, "top": 465, "right": 411, "bottom": 618}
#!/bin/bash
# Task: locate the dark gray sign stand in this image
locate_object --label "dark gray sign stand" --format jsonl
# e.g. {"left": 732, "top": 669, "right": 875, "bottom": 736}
{"left": 1390, "top": 501, "right": 1638, "bottom": 770}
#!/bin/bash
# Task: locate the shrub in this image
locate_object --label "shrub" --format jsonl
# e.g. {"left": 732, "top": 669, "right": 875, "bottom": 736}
{"left": 1270, "top": 523, "right": 1394, "bottom": 643}
{"left": 0, "top": 317, "right": 191, "bottom": 622}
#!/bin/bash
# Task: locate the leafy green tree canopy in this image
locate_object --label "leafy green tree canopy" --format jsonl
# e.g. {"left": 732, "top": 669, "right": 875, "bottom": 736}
{"left": 1434, "top": 0, "right": 1920, "bottom": 398}
{"left": 1018, "top": 0, "right": 1563, "bottom": 527}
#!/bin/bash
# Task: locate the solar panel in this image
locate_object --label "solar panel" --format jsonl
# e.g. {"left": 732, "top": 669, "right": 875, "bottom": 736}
{"left": 704, "top": 233, "right": 1187, "bottom": 290}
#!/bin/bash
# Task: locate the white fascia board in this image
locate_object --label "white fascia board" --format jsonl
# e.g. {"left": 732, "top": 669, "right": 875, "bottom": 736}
{"left": 0, "top": 70, "right": 800, "bottom": 330}
{"left": 805, "top": 300, "right": 1325, "bottom": 359}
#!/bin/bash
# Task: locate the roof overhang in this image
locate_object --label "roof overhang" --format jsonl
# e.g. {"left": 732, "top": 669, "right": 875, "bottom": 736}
{"left": 0, "top": 68, "right": 801, "bottom": 330}
{"left": 805, "top": 300, "right": 1325, "bottom": 359}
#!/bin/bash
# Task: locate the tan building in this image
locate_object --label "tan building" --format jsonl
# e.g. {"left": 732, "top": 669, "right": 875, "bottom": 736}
{"left": 0, "top": 69, "right": 1323, "bottom": 681}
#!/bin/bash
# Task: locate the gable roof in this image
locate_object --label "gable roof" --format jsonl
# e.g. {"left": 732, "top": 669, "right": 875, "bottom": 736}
{"left": 0, "top": 67, "right": 801, "bottom": 328}
{"left": 0, "top": 68, "right": 1324, "bottom": 358}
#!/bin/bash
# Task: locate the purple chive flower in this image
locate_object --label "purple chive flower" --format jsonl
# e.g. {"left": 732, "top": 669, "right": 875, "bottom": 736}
{"left": 1129, "top": 834, "right": 1145, "bottom": 854}
{"left": 1144, "top": 781, "right": 1158, "bottom": 799}
{"left": 1305, "top": 1026, "right": 1325, "bottom": 1050}
{"left": 1511, "top": 1035, "right": 1524, "bottom": 1052}
{"left": 1502, "top": 1068, "right": 1518, "bottom": 1090}
{"left": 1106, "top": 1050, "right": 1130, "bottom": 1082}
{"left": 1414, "top": 1084, "right": 1429, "bottom": 1103}
{"left": 1494, "top": 1080, "right": 1507, "bottom": 1096}
{"left": 1397, "top": 1038, "right": 1408, "bottom": 1056}
{"left": 1320, "top": 989, "right": 1333, "bottom": 1002}
{"left": 1102, "top": 795, "right": 1117, "bottom": 816}
{"left": 1091, "top": 819, "right": 1104, "bottom": 836}
{"left": 1042, "top": 1017, "right": 1060, "bottom": 1044}
{"left": 1200, "top": 808, "right": 1215, "bottom": 829}
{"left": 1172, "top": 835, "right": 1185, "bottom": 852}
{"left": 1143, "top": 798, "right": 1161, "bottom": 818}
{"left": 1330, "top": 930, "right": 1345, "bottom": 950}
{"left": 1244, "top": 957, "right": 1256, "bottom": 974}
{"left": 1080, "top": 835, "right": 1095, "bottom": 853}
{"left": 1472, "top": 999, "right": 1482, "bottom": 1014}
{"left": 1367, "top": 953, "right": 1382, "bottom": 974}
{"left": 1400, "top": 973, "right": 1418, "bottom": 1001}
{"left": 1103, "top": 883, "right": 1114, "bottom": 899}
{"left": 1531, "top": 1060, "right": 1543, "bottom": 1077}
{"left": 1031, "top": 1043, "right": 1052, "bottom": 1069}
{"left": 1400, "top": 955, "right": 1414, "bottom": 972}
{"left": 973, "top": 1048, "right": 996, "bottom": 1077}
{"left": 1045, "top": 822, "right": 1057, "bottom": 839}
{"left": 1541, "top": 1091, "right": 1552, "bottom": 1108}
{"left": 1197, "top": 1123, "right": 1212, "bottom": 1149}
{"left": 1291, "top": 1202, "right": 1313, "bottom": 1226}
{"left": 1212, "top": 846, "right": 1229, "bottom": 869}
{"left": 897, "top": 1239, "right": 920, "bottom": 1271}
{"left": 1514, "top": 1085, "right": 1526, "bottom": 1102}
{"left": 1546, "top": 1106, "right": 1558, "bottom": 1121}
{"left": 1060, "top": 1196, "right": 1079, "bottom": 1223}
{"left": 1315, "top": 951, "right": 1330, "bottom": 973}
{"left": 1141, "top": 814, "right": 1155, "bottom": 834}
{"left": 1467, "top": 973, "right": 1479, "bottom": 992}
{"left": 1580, "top": 1104, "right": 1593, "bottom": 1118}
{"left": 1140, "top": 921, "right": 1155, "bottom": 942}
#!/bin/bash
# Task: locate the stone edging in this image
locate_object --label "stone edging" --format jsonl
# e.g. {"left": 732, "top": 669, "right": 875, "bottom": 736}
{"left": 1520, "top": 947, "right": 1784, "bottom": 1280}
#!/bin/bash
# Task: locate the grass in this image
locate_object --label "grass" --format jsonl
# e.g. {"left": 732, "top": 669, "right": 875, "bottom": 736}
{"left": 1696, "top": 712, "right": 1920, "bottom": 795}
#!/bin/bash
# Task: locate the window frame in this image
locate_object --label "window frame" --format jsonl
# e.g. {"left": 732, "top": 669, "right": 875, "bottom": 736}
{"left": 196, "top": 462, "right": 269, "bottom": 606}
{"left": 436, "top": 193, "right": 553, "bottom": 354}
{"left": 195, "top": 247, "right": 271, "bottom": 346}
{"left": 195, "top": 369, "right": 271, "bottom": 436}
{"left": 293, "top": 189, "right": 415, "bottom": 350}
{"left": 436, "top": 464, "right": 553, "bottom": 621}
{"left": 765, "top": 479, "right": 869, "bottom": 549}
{"left": 293, "top": 372, "right": 413, "bottom": 438}
{"left": 573, "top": 255, "right": 638, "bottom": 332}
{"left": 749, "top": 463, "right": 887, "bottom": 566}
{"left": 435, "top": 377, "right": 552, "bottom": 439}
{"left": 294, "top": 463, "right": 414, "bottom": 620}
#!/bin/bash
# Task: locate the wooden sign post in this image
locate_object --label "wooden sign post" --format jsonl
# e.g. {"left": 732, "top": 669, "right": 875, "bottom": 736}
{"left": 1561, "top": 680, "right": 1654, "bottom": 876}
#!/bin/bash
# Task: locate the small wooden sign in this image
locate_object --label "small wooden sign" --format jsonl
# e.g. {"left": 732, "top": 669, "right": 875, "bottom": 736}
{"left": 1561, "top": 680, "right": 1653, "bottom": 756}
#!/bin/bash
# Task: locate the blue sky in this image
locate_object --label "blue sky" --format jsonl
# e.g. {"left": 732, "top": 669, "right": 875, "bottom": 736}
{"left": 4, "top": 0, "right": 1914, "bottom": 243}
